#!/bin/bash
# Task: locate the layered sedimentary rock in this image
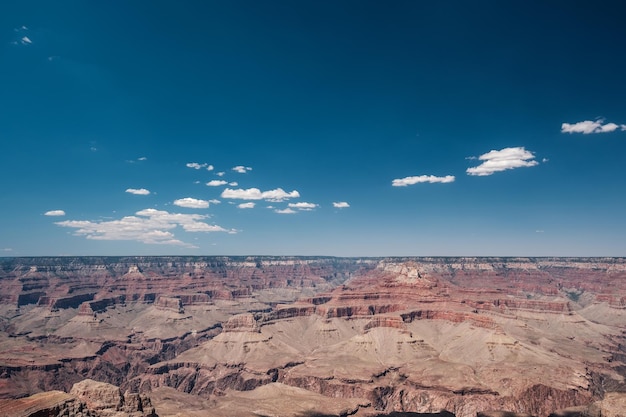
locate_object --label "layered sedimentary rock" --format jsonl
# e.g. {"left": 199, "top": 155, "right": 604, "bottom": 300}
{"left": 1, "top": 257, "right": 626, "bottom": 417}
{"left": 0, "top": 379, "right": 156, "bottom": 417}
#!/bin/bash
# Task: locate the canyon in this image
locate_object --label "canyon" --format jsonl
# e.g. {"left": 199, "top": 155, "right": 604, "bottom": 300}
{"left": 0, "top": 256, "right": 625, "bottom": 417}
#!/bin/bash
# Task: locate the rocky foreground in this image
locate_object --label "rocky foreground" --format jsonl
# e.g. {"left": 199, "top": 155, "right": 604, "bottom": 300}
{"left": 0, "top": 256, "right": 625, "bottom": 417}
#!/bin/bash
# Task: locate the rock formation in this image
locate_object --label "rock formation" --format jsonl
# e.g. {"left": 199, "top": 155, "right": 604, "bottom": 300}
{"left": 0, "top": 379, "right": 156, "bottom": 417}
{"left": 1, "top": 257, "right": 625, "bottom": 417}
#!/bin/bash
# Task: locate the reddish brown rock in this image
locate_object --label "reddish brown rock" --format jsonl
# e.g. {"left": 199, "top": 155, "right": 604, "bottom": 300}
{"left": 2, "top": 257, "right": 626, "bottom": 417}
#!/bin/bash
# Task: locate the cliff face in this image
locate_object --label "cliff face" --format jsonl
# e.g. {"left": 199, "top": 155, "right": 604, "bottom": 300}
{"left": 0, "top": 256, "right": 365, "bottom": 308}
{"left": 1, "top": 257, "right": 626, "bottom": 417}
{"left": 0, "top": 379, "right": 156, "bottom": 417}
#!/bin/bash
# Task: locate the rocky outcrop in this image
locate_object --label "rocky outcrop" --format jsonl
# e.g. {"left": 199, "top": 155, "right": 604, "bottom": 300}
{"left": 0, "top": 379, "right": 157, "bottom": 417}
{"left": 70, "top": 379, "right": 156, "bottom": 416}
{"left": 0, "top": 390, "right": 94, "bottom": 417}
{"left": 153, "top": 296, "right": 183, "bottom": 314}
{"left": 223, "top": 314, "right": 260, "bottom": 333}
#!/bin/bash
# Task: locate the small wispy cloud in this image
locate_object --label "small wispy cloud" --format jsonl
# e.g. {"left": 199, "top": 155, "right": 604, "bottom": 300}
{"left": 209, "top": 199, "right": 221, "bottom": 204}
{"left": 2, "top": 248, "right": 13, "bottom": 252}
{"left": 229, "top": 182, "right": 238, "bottom": 186}
{"left": 275, "top": 208, "right": 296, "bottom": 214}
{"left": 466, "top": 147, "right": 538, "bottom": 176}
{"left": 126, "top": 188, "right": 150, "bottom": 195}
{"left": 288, "top": 202, "right": 318, "bottom": 211}
{"left": 216, "top": 172, "right": 225, "bottom": 177}
{"left": 173, "top": 197, "right": 210, "bottom": 209}
{"left": 238, "top": 202, "right": 255, "bottom": 209}
{"left": 232, "top": 166, "right": 252, "bottom": 174}
{"left": 561, "top": 119, "right": 626, "bottom": 134}
{"left": 138, "top": 156, "right": 147, "bottom": 161}
{"left": 392, "top": 175, "right": 455, "bottom": 186}
{"left": 221, "top": 187, "right": 300, "bottom": 202}
{"left": 186, "top": 162, "right": 212, "bottom": 170}
{"left": 207, "top": 180, "right": 228, "bottom": 187}
{"left": 56, "top": 208, "right": 235, "bottom": 247}
{"left": 44, "top": 210, "right": 66, "bottom": 216}
{"left": 333, "top": 202, "right": 350, "bottom": 208}
{"left": 11, "top": 26, "right": 32, "bottom": 46}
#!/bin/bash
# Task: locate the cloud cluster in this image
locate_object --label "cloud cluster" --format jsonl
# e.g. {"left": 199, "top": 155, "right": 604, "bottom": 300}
{"left": 186, "top": 162, "right": 214, "bottom": 171}
{"left": 333, "top": 202, "right": 350, "bottom": 208}
{"left": 126, "top": 188, "right": 150, "bottom": 195}
{"left": 232, "top": 166, "right": 252, "bottom": 173}
{"left": 392, "top": 175, "right": 455, "bottom": 187}
{"left": 56, "top": 208, "right": 233, "bottom": 247}
{"left": 561, "top": 120, "right": 626, "bottom": 134}
{"left": 275, "top": 208, "right": 296, "bottom": 214}
{"left": 12, "top": 26, "right": 33, "bottom": 46}
{"left": 221, "top": 187, "right": 300, "bottom": 202}
{"left": 466, "top": 147, "right": 538, "bottom": 176}
{"left": 45, "top": 210, "right": 66, "bottom": 216}
{"left": 288, "top": 202, "right": 319, "bottom": 211}
{"left": 173, "top": 197, "right": 210, "bottom": 209}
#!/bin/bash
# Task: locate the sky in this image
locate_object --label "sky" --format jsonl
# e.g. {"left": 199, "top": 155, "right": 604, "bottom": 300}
{"left": 1, "top": 1, "right": 626, "bottom": 257}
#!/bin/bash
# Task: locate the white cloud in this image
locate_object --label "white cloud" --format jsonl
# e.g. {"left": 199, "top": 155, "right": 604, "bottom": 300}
{"left": 261, "top": 188, "right": 300, "bottom": 202}
{"left": 466, "top": 147, "right": 538, "bottom": 176}
{"left": 392, "top": 175, "right": 455, "bottom": 186}
{"left": 126, "top": 188, "right": 150, "bottom": 195}
{"left": 186, "top": 162, "right": 207, "bottom": 169}
{"left": 173, "top": 197, "right": 210, "bottom": 209}
{"left": 207, "top": 165, "right": 214, "bottom": 171}
{"left": 206, "top": 180, "right": 228, "bottom": 187}
{"left": 216, "top": 172, "right": 225, "bottom": 177}
{"left": 229, "top": 182, "right": 238, "bottom": 186}
{"left": 138, "top": 157, "right": 147, "bottom": 161}
{"left": 333, "top": 202, "right": 350, "bottom": 208}
{"left": 275, "top": 208, "right": 296, "bottom": 214}
{"left": 21, "top": 36, "right": 32, "bottom": 45}
{"left": 561, "top": 119, "right": 625, "bottom": 134}
{"left": 56, "top": 208, "right": 234, "bottom": 247}
{"left": 288, "top": 202, "right": 319, "bottom": 211}
{"left": 45, "top": 210, "right": 66, "bottom": 216}
{"left": 232, "top": 165, "right": 252, "bottom": 173}
{"left": 2, "top": 248, "right": 13, "bottom": 252}
{"left": 209, "top": 199, "right": 221, "bottom": 204}
{"left": 238, "top": 202, "right": 255, "bottom": 209}
{"left": 221, "top": 187, "right": 300, "bottom": 202}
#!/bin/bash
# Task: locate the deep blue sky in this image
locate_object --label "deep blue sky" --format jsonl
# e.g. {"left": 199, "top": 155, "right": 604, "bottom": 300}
{"left": 1, "top": 1, "right": 625, "bottom": 256}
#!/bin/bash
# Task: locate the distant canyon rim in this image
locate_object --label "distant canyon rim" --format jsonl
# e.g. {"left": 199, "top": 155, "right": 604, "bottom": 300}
{"left": 0, "top": 256, "right": 625, "bottom": 417}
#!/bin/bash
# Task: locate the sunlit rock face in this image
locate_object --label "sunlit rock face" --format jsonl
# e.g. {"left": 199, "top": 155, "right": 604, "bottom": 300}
{"left": 1, "top": 256, "right": 625, "bottom": 417}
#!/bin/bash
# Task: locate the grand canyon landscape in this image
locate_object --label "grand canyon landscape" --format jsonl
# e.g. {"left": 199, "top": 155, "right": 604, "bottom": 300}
{"left": 0, "top": 256, "right": 625, "bottom": 417}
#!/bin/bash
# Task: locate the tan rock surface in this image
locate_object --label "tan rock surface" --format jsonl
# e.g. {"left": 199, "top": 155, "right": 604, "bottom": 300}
{"left": 2, "top": 257, "right": 626, "bottom": 417}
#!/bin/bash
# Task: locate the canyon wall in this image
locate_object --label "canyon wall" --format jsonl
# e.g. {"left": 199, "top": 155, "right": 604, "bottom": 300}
{"left": 1, "top": 257, "right": 625, "bottom": 417}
